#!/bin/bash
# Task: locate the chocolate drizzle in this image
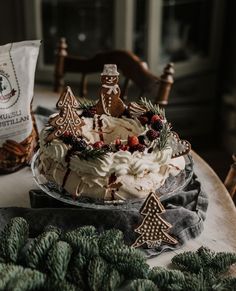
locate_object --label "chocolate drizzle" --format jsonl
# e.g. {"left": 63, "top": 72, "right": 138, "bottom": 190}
{"left": 98, "top": 116, "right": 104, "bottom": 141}
{"left": 62, "top": 168, "right": 71, "bottom": 188}
{"left": 62, "top": 148, "right": 73, "bottom": 188}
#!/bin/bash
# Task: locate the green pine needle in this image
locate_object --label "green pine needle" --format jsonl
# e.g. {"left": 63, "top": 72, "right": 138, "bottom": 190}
{"left": 157, "top": 122, "right": 171, "bottom": 151}
{"left": 100, "top": 245, "right": 149, "bottom": 279}
{"left": 172, "top": 251, "right": 202, "bottom": 273}
{"left": 87, "top": 256, "right": 109, "bottom": 291}
{"left": 78, "top": 98, "right": 96, "bottom": 110}
{"left": 46, "top": 241, "right": 72, "bottom": 281}
{"left": 77, "top": 147, "right": 110, "bottom": 160}
{"left": 0, "top": 217, "right": 28, "bottom": 263}
{"left": 98, "top": 229, "right": 124, "bottom": 249}
{"left": 149, "top": 267, "right": 185, "bottom": 287}
{"left": 102, "top": 268, "right": 122, "bottom": 291}
{"left": 211, "top": 252, "right": 236, "bottom": 274}
{"left": 0, "top": 218, "right": 235, "bottom": 291}
{"left": 63, "top": 231, "right": 99, "bottom": 259}
{"left": 139, "top": 97, "right": 166, "bottom": 118}
{"left": 129, "top": 279, "right": 158, "bottom": 291}
{"left": 0, "top": 263, "right": 24, "bottom": 290}
{"left": 6, "top": 268, "right": 46, "bottom": 291}
{"left": 24, "top": 228, "right": 60, "bottom": 269}
{"left": 66, "top": 253, "right": 87, "bottom": 289}
{"left": 45, "top": 277, "right": 77, "bottom": 291}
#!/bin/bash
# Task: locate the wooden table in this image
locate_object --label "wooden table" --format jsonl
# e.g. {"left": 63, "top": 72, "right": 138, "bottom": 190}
{"left": 0, "top": 85, "right": 236, "bottom": 268}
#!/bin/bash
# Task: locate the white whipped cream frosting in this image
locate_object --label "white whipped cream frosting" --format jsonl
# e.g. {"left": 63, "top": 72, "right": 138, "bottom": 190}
{"left": 39, "top": 114, "right": 185, "bottom": 200}
{"left": 81, "top": 114, "right": 144, "bottom": 144}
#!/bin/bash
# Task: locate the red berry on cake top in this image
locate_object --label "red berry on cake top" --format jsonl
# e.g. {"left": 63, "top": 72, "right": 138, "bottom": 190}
{"left": 151, "top": 114, "right": 161, "bottom": 123}
{"left": 130, "top": 144, "right": 146, "bottom": 153}
{"left": 119, "top": 144, "right": 129, "bottom": 151}
{"left": 151, "top": 120, "right": 163, "bottom": 131}
{"left": 146, "top": 129, "right": 160, "bottom": 141}
{"left": 128, "top": 135, "right": 139, "bottom": 147}
{"left": 93, "top": 141, "right": 104, "bottom": 149}
{"left": 138, "top": 115, "right": 149, "bottom": 126}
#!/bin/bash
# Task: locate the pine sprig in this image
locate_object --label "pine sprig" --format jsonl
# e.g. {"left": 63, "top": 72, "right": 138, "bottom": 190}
{"left": 78, "top": 147, "right": 110, "bottom": 160}
{"left": 100, "top": 245, "right": 149, "bottom": 279}
{"left": 24, "top": 228, "right": 60, "bottom": 269}
{"left": 6, "top": 268, "right": 46, "bottom": 291}
{"left": 102, "top": 268, "right": 122, "bottom": 291}
{"left": 172, "top": 247, "right": 236, "bottom": 276}
{"left": 0, "top": 217, "right": 28, "bottom": 263}
{"left": 78, "top": 98, "right": 96, "bottom": 110}
{"left": 0, "top": 218, "right": 236, "bottom": 291}
{"left": 157, "top": 122, "right": 171, "bottom": 151}
{"left": 0, "top": 263, "right": 46, "bottom": 291}
{"left": 46, "top": 241, "right": 72, "bottom": 281}
{"left": 139, "top": 97, "right": 166, "bottom": 118}
{"left": 129, "top": 279, "right": 158, "bottom": 291}
{"left": 63, "top": 229, "right": 99, "bottom": 259}
{"left": 149, "top": 267, "right": 185, "bottom": 287}
{"left": 87, "top": 256, "right": 109, "bottom": 291}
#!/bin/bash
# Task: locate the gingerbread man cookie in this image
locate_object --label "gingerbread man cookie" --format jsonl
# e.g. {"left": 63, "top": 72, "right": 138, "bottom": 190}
{"left": 96, "top": 64, "right": 125, "bottom": 117}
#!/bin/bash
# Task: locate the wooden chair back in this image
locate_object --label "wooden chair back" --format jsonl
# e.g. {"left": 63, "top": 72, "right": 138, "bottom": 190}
{"left": 224, "top": 153, "right": 236, "bottom": 203}
{"left": 54, "top": 37, "right": 174, "bottom": 105}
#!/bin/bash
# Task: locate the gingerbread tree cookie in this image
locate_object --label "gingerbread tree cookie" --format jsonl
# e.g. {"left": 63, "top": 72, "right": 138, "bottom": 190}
{"left": 96, "top": 64, "right": 125, "bottom": 117}
{"left": 132, "top": 192, "right": 178, "bottom": 248}
{"left": 46, "top": 86, "right": 84, "bottom": 142}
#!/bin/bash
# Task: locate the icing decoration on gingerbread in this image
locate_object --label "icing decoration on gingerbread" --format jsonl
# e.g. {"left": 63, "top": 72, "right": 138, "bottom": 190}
{"left": 46, "top": 86, "right": 85, "bottom": 142}
{"left": 127, "top": 102, "right": 147, "bottom": 118}
{"left": 96, "top": 64, "right": 126, "bottom": 117}
{"left": 132, "top": 192, "right": 178, "bottom": 248}
{"left": 168, "top": 132, "right": 191, "bottom": 158}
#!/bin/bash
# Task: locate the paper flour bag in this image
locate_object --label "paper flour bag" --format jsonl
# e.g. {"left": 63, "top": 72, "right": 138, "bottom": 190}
{"left": 0, "top": 40, "right": 41, "bottom": 173}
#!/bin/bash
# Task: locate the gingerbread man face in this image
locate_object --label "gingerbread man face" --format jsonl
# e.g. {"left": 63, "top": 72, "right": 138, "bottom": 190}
{"left": 101, "top": 75, "right": 119, "bottom": 86}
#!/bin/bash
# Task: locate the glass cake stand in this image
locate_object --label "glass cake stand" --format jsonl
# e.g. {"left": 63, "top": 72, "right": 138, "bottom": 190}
{"left": 31, "top": 150, "right": 193, "bottom": 210}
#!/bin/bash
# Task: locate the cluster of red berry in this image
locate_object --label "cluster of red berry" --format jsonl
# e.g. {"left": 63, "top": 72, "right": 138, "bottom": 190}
{"left": 61, "top": 109, "right": 165, "bottom": 156}
{"left": 139, "top": 112, "right": 164, "bottom": 142}
{"left": 61, "top": 131, "right": 87, "bottom": 151}
{"left": 114, "top": 136, "right": 146, "bottom": 153}
{"left": 92, "top": 141, "right": 112, "bottom": 151}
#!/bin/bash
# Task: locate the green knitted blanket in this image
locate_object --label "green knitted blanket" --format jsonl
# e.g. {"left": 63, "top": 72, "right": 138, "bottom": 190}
{"left": 0, "top": 217, "right": 235, "bottom": 291}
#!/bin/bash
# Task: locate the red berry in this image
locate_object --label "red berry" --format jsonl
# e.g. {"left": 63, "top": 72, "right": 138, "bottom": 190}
{"left": 128, "top": 135, "right": 139, "bottom": 147}
{"left": 151, "top": 115, "right": 161, "bottom": 123}
{"left": 93, "top": 141, "right": 104, "bottom": 149}
{"left": 119, "top": 144, "right": 129, "bottom": 151}
{"left": 146, "top": 129, "right": 159, "bottom": 141}
{"left": 130, "top": 144, "right": 146, "bottom": 153}
{"left": 63, "top": 131, "right": 71, "bottom": 137}
{"left": 151, "top": 120, "right": 163, "bottom": 131}
{"left": 115, "top": 138, "right": 121, "bottom": 145}
{"left": 138, "top": 115, "right": 149, "bottom": 125}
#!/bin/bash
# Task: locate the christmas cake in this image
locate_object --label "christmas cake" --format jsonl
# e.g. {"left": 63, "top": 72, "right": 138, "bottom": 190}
{"left": 38, "top": 64, "right": 191, "bottom": 201}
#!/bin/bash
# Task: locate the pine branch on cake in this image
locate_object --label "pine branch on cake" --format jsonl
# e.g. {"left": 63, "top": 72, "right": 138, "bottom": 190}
{"left": 157, "top": 122, "right": 171, "bottom": 151}
{"left": 77, "top": 147, "right": 110, "bottom": 160}
{"left": 78, "top": 98, "right": 96, "bottom": 110}
{"left": 139, "top": 97, "right": 166, "bottom": 118}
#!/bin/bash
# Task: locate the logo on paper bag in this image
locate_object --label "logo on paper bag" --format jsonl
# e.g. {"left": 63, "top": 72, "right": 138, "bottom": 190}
{"left": 0, "top": 70, "right": 18, "bottom": 109}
